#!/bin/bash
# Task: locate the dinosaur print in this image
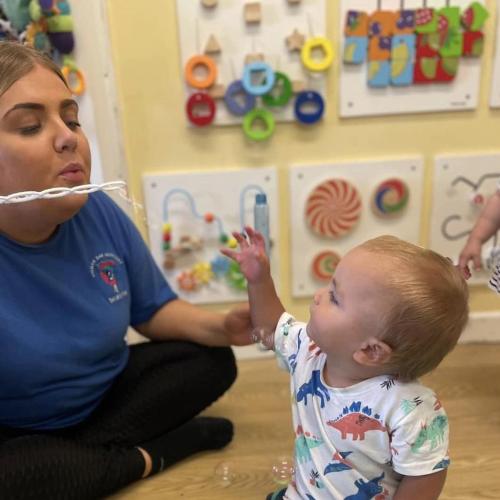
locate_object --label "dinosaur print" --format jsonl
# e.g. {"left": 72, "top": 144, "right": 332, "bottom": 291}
{"left": 411, "top": 415, "right": 448, "bottom": 453}
{"left": 400, "top": 397, "right": 423, "bottom": 416}
{"left": 327, "top": 402, "right": 387, "bottom": 440}
{"left": 288, "top": 329, "right": 303, "bottom": 374}
{"left": 344, "top": 472, "right": 385, "bottom": 500}
{"left": 433, "top": 458, "right": 450, "bottom": 470}
{"left": 324, "top": 451, "right": 353, "bottom": 475}
{"left": 295, "top": 425, "right": 323, "bottom": 464}
{"left": 296, "top": 370, "right": 330, "bottom": 408}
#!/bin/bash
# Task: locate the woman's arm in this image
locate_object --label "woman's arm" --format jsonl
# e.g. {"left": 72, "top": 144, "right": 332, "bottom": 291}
{"left": 393, "top": 470, "right": 447, "bottom": 500}
{"left": 134, "top": 299, "right": 254, "bottom": 347}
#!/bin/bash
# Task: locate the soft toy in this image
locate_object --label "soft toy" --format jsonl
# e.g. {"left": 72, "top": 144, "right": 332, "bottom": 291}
{"left": 0, "top": 0, "right": 30, "bottom": 32}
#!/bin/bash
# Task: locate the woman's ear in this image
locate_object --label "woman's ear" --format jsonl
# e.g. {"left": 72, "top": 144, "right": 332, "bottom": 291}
{"left": 353, "top": 337, "right": 392, "bottom": 366}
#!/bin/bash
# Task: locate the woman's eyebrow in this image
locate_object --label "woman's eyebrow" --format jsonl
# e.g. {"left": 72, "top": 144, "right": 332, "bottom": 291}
{"left": 3, "top": 102, "right": 44, "bottom": 118}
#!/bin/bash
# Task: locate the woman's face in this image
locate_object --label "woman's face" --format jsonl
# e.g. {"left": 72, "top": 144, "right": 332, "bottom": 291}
{"left": 0, "top": 64, "right": 91, "bottom": 197}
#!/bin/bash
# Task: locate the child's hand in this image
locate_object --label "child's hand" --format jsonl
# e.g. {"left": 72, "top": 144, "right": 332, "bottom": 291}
{"left": 458, "top": 237, "right": 482, "bottom": 278}
{"left": 221, "top": 226, "right": 270, "bottom": 284}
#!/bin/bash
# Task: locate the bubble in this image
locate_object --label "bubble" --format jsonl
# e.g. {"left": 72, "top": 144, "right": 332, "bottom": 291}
{"left": 214, "top": 461, "right": 236, "bottom": 486}
{"left": 251, "top": 327, "right": 274, "bottom": 351}
{"left": 271, "top": 455, "right": 295, "bottom": 485}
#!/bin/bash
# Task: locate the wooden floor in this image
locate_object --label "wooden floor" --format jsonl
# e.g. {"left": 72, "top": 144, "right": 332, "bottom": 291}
{"left": 112, "top": 344, "right": 500, "bottom": 499}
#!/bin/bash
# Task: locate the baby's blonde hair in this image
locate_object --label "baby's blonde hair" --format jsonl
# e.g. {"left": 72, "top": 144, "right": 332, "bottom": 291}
{"left": 359, "top": 235, "right": 469, "bottom": 381}
{"left": 0, "top": 41, "right": 66, "bottom": 97}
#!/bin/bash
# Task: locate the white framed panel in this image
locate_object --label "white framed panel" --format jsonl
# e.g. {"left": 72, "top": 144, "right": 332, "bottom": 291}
{"left": 175, "top": 0, "right": 327, "bottom": 125}
{"left": 429, "top": 153, "right": 500, "bottom": 284}
{"left": 340, "top": 0, "right": 485, "bottom": 118}
{"left": 290, "top": 158, "right": 424, "bottom": 297}
{"left": 142, "top": 167, "right": 278, "bottom": 304}
{"left": 490, "top": 0, "right": 500, "bottom": 107}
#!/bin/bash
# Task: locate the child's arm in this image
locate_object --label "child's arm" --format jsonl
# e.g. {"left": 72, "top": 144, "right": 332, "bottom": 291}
{"left": 393, "top": 470, "right": 446, "bottom": 500}
{"left": 221, "top": 227, "right": 285, "bottom": 348}
{"left": 459, "top": 190, "right": 500, "bottom": 275}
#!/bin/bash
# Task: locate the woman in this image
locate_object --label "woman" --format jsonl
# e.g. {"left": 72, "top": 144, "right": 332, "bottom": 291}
{"left": 0, "top": 41, "right": 253, "bottom": 499}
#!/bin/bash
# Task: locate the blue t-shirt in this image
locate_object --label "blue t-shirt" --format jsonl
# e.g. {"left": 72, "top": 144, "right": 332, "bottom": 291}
{"left": 0, "top": 192, "right": 177, "bottom": 430}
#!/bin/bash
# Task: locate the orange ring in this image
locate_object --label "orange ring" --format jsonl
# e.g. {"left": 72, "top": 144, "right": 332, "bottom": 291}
{"left": 62, "top": 66, "right": 86, "bottom": 96}
{"left": 185, "top": 55, "right": 217, "bottom": 89}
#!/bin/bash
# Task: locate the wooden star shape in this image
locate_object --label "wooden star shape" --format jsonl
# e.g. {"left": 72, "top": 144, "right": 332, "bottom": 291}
{"left": 286, "top": 29, "right": 305, "bottom": 52}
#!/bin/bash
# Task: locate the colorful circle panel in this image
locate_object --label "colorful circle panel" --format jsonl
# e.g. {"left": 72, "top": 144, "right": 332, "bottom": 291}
{"left": 372, "top": 178, "right": 409, "bottom": 217}
{"left": 311, "top": 250, "right": 341, "bottom": 282}
{"left": 305, "top": 179, "right": 362, "bottom": 238}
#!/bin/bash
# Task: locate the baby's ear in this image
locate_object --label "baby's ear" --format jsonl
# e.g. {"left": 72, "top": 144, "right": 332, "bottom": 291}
{"left": 353, "top": 337, "right": 392, "bottom": 366}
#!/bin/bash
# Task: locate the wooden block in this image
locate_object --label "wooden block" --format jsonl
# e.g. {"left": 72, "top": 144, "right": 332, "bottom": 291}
{"left": 244, "top": 2, "right": 261, "bottom": 24}
{"left": 287, "top": 0, "right": 301, "bottom": 4}
{"left": 207, "top": 83, "right": 226, "bottom": 99}
{"left": 201, "top": 0, "right": 217, "bottom": 7}
{"left": 204, "top": 34, "right": 221, "bottom": 54}
{"left": 286, "top": 29, "right": 305, "bottom": 52}
{"left": 244, "top": 52, "right": 264, "bottom": 65}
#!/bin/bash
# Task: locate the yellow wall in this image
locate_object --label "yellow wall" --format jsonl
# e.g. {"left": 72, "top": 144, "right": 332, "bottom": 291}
{"left": 106, "top": 0, "right": 500, "bottom": 319}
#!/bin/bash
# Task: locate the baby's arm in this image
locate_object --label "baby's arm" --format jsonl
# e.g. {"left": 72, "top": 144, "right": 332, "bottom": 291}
{"left": 459, "top": 190, "right": 500, "bottom": 274}
{"left": 394, "top": 470, "right": 446, "bottom": 500}
{"left": 221, "top": 227, "right": 285, "bottom": 348}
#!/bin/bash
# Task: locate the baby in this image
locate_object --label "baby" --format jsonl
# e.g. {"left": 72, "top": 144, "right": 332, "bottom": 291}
{"left": 222, "top": 229, "right": 468, "bottom": 500}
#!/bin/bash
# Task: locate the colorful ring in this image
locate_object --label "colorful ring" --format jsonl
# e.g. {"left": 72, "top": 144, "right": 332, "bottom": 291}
{"left": 262, "top": 71, "right": 293, "bottom": 107}
{"left": 311, "top": 250, "right": 341, "bottom": 282}
{"left": 61, "top": 65, "right": 85, "bottom": 95}
{"left": 224, "top": 79, "right": 256, "bottom": 116}
{"left": 301, "top": 36, "right": 334, "bottom": 72}
{"left": 243, "top": 108, "right": 275, "bottom": 141}
{"left": 294, "top": 91, "right": 324, "bottom": 125}
{"left": 186, "top": 93, "right": 216, "bottom": 126}
{"left": 242, "top": 61, "right": 276, "bottom": 96}
{"left": 372, "top": 178, "right": 409, "bottom": 217}
{"left": 184, "top": 55, "right": 217, "bottom": 89}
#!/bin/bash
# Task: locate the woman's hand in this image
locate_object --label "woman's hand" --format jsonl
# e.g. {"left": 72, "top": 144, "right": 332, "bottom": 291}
{"left": 223, "top": 303, "right": 254, "bottom": 346}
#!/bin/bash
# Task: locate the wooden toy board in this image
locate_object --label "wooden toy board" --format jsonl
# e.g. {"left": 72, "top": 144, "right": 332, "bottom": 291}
{"left": 339, "top": 0, "right": 485, "bottom": 118}
{"left": 289, "top": 158, "right": 424, "bottom": 297}
{"left": 175, "top": 0, "right": 326, "bottom": 125}
{"left": 142, "top": 167, "right": 278, "bottom": 304}
{"left": 429, "top": 153, "right": 500, "bottom": 284}
{"left": 490, "top": 0, "right": 500, "bottom": 107}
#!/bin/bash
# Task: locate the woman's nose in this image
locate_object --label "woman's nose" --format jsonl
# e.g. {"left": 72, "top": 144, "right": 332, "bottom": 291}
{"left": 54, "top": 122, "right": 77, "bottom": 153}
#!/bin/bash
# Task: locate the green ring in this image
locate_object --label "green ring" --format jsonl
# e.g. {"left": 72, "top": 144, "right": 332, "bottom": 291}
{"left": 242, "top": 108, "right": 275, "bottom": 142}
{"left": 262, "top": 72, "right": 292, "bottom": 107}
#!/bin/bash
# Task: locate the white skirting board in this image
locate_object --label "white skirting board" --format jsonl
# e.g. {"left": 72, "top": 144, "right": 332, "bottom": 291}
{"left": 460, "top": 311, "right": 500, "bottom": 343}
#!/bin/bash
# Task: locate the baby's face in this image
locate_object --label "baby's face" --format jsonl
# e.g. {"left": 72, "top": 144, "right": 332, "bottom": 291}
{"left": 307, "top": 247, "right": 395, "bottom": 360}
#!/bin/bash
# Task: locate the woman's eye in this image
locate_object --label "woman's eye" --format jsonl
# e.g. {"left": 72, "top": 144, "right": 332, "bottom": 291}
{"left": 329, "top": 290, "right": 339, "bottom": 305}
{"left": 67, "top": 121, "right": 81, "bottom": 130}
{"left": 19, "top": 125, "right": 40, "bottom": 135}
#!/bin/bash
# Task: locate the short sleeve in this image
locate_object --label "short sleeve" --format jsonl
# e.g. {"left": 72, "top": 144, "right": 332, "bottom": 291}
{"left": 274, "top": 312, "right": 308, "bottom": 372}
{"left": 390, "top": 393, "right": 450, "bottom": 476}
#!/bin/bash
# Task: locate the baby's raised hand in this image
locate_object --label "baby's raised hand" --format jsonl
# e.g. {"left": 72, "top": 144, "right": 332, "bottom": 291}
{"left": 220, "top": 226, "right": 270, "bottom": 284}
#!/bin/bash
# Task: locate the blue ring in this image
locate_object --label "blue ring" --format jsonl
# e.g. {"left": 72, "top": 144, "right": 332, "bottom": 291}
{"left": 294, "top": 91, "right": 325, "bottom": 125}
{"left": 242, "top": 62, "right": 276, "bottom": 96}
{"left": 224, "top": 79, "right": 256, "bottom": 116}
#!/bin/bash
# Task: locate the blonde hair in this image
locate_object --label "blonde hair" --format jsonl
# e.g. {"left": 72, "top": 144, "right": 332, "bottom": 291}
{"left": 0, "top": 41, "right": 67, "bottom": 97}
{"left": 359, "top": 235, "right": 469, "bottom": 381}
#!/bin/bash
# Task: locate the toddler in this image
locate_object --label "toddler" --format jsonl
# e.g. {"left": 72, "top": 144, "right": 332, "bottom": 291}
{"left": 223, "top": 229, "right": 468, "bottom": 500}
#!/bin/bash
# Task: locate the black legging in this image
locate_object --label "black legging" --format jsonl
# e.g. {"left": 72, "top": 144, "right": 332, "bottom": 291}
{"left": 0, "top": 341, "right": 237, "bottom": 499}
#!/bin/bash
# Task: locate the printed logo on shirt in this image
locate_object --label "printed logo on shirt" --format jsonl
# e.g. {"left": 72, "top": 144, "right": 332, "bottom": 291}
{"left": 90, "top": 252, "right": 129, "bottom": 304}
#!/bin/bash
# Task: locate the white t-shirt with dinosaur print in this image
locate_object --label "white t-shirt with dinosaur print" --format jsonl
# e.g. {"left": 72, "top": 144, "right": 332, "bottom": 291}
{"left": 274, "top": 313, "right": 450, "bottom": 500}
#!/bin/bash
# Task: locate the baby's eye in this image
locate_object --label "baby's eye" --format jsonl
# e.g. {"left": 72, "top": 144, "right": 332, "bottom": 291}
{"left": 329, "top": 290, "right": 339, "bottom": 305}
